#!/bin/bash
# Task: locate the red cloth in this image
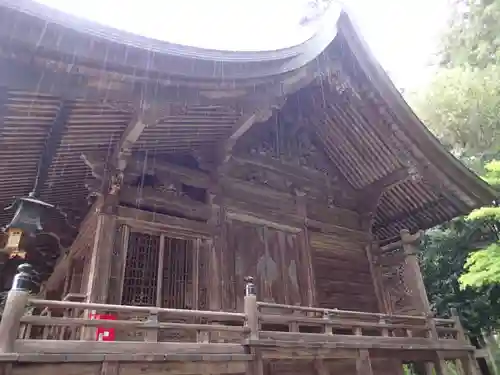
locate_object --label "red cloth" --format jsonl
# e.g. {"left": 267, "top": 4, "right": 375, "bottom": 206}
{"left": 89, "top": 313, "right": 116, "bottom": 341}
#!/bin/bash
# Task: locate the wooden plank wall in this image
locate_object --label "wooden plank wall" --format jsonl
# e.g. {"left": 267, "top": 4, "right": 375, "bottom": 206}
{"left": 310, "top": 231, "right": 379, "bottom": 312}
{"left": 225, "top": 220, "right": 311, "bottom": 312}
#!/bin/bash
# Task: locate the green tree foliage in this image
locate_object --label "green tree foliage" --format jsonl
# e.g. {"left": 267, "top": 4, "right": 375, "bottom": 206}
{"left": 421, "top": 220, "right": 500, "bottom": 336}
{"left": 410, "top": 0, "right": 500, "bottom": 334}
{"left": 411, "top": 65, "right": 500, "bottom": 165}
{"left": 459, "top": 161, "right": 500, "bottom": 288}
{"left": 417, "top": 162, "right": 500, "bottom": 335}
{"left": 440, "top": 0, "right": 500, "bottom": 68}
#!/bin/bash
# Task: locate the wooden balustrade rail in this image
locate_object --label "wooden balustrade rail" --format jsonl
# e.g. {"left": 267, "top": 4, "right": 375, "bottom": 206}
{"left": 28, "top": 299, "right": 246, "bottom": 320}
{"left": 0, "top": 290, "right": 471, "bottom": 357}
{"left": 255, "top": 301, "right": 460, "bottom": 341}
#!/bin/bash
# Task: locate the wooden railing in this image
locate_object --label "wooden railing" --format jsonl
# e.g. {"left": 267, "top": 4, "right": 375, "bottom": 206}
{"left": 18, "top": 298, "right": 248, "bottom": 343}
{"left": 0, "top": 295, "right": 471, "bottom": 352}
{"left": 0, "top": 274, "right": 473, "bottom": 359}
{"left": 255, "top": 302, "right": 462, "bottom": 341}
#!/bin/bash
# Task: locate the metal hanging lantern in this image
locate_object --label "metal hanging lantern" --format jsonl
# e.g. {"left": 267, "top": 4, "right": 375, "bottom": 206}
{"left": 2, "top": 193, "right": 54, "bottom": 258}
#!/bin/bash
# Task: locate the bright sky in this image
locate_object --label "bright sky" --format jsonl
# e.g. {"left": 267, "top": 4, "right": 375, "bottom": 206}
{"left": 36, "top": 0, "right": 451, "bottom": 90}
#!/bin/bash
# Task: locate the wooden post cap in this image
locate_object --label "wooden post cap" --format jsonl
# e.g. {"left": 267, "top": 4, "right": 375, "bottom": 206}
{"left": 244, "top": 276, "right": 256, "bottom": 296}
{"left": 12, "top": 263, "right": 36, "bottom": 291}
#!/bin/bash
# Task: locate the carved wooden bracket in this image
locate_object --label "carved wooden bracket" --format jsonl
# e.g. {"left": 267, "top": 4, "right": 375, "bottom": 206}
{"left": 355, "top": 167, "right": 410, "bottom": 215}
{"left": 400, "top": 229, "right": 423, "bottom": 246}
{"left": 114, "top": 102, "right": 180, "bottom": 172}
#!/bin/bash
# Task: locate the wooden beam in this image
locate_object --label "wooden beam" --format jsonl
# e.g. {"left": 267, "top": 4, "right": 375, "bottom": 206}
{"left": 356, "top": 168, "right": 409, "bottom": 216}
{"left": 356, "top": 349, "right": 374, "bottom": 375}
{"left": 226, "top": 209, "right": 302, "bottom": 233}
{"left": 114, "top": 113, "right": 142, "bottom": 172}
{"left": 82, "top": 151, "right": 212, "bottom": 189}
{"left": 0, "top": 57, "right": 288, "bottom": 111}
{"left": 116, "top": 206, "right": 211, "bottom": 236}
{"left": 361, "top": 168, "right": 409, "bottom": 196}
{"left": 113, "top": 105, "right": 178, "bottom": 172}
{"left": 0, "top": 57, "right": 194, "bottom": 106}
{"left": 32, "top": 101, "right": 71, "bottom": 195}
{"left": 119, "top": 185, "right": 211, "bottom": 221}
{"left": 222, "top": 109, "right": 273, "bottom": 162}
{"left": 126, "top": 155, "right": 211, "bottom": 189}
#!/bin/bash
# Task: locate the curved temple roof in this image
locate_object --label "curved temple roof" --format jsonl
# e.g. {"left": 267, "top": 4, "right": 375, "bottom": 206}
{"left": 0, "top": 0, "right": 496, "bottom": 249}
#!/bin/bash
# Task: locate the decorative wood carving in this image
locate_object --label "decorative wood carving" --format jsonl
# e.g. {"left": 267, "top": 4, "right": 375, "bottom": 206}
{"left": 374, "top": 247, "right": 416, "bottom": 315}
{"left": 233, "top": 112, "right": 339, "bottom": 175}
{"left": 228, "top": 164, "right": 295, "bottom": 195}
{"left": 225, "top": 117, "right": 360, "bottom": 212}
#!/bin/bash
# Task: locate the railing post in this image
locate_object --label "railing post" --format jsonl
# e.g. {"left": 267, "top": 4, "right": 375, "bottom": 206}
{"left": 452, "top": 309, "right": 481, "bottom": 375}
{"left": 451, "top": 308, "right": 467, "bottom": 343}
{"left": 244, "top": 276, "right": 258, "bottom": 340}
{"left": 244, "top": 276, "right": 263, "bottom": 375}
{"left": 0, "top": 264, "right": 34, "bottom": 353}
{"left": 144, "top": 311, "right": 158, "bottom": 342}
{"left": 425, "top": 312, "right": 449, "bottom": 375}
{"left": 426, "top": 312, "right": 439, "bottom": 340}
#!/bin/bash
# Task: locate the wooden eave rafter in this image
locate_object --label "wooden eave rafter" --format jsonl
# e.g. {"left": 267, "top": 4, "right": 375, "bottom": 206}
{"left": 336, "top": 12, "right": 497, "bottom": 208}
{"left": 0, "top": 0, "right": 494, "bottom": 242}
{"left": 373, "top": 197, "right": 449, "bottom": 234}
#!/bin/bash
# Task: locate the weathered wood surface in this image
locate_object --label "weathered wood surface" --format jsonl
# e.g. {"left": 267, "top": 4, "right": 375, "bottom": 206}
{"left": 116, "top": 206, "right": 211, "bottom": 237}
{"left": 0, "top": 290, "right": 477, "bottom": 375}
{"left": 224, "top": 221, "right": 311, "bottom": 311}
{"left": 310, "top": 232, "right": 379, "bottom": 312}
{"left": 4, "top": 358, "right": 249, "bottom": 375}
{"left": 16, "top": 83, "right": 478, "bottom": 375}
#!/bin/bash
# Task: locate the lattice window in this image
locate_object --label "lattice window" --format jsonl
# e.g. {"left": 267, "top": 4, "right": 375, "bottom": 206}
{"left": 122, "top": 232, "right": 160, "bottom": 306}
{"left": 121, "top": 232, "right": 195, "bottom": 309}
{"left": 161, "top": 237, "right": 193, "bottom": 309}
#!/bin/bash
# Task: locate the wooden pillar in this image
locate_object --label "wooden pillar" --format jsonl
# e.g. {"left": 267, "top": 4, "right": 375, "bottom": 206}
{"left": 460, "top": 357, "right": 481, "bottom": 375}
{"left": 313, "top": 359, "right": 329, "bottom": 375}
{"left": 295, "top": 191, "right": 316, "bottom": 307}
{"left": 427, "top": 358, "right": 449, "bottom": 375}
{"left": 400, "top": 229, "right": 431, "bottom": 314}
{"left": 192, "top": 238, "right": 200, "bottom": 310}
{"left": 366, "top": 241, "right": 389, "bottom": 313}
{"left": 208, "top": 193, "right": 223, "bottom": 311}
{"left": 85, "top": 213, "right": 117, "bottom": 304}
{"left": 401, "top": 230, "right": 451, "bottom": 374}
{"left": 107, "top": 224, "right": 130, "bottom": 305}
{"left": 62, "top": 258, "right": 73, "bottom": 298}
{"left": 356, "top": 349, "right": 374, "bottom": 375}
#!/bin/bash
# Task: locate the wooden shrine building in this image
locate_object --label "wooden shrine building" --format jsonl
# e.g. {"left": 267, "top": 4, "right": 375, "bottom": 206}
{"left": 0, "top": 1, "right": 496, "bottom": 375}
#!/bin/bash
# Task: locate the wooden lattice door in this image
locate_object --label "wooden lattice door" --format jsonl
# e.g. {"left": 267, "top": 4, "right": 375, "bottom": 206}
{"left": 121, "top": 232, "right": 161, "bottom": 306}
{"left": 160, "top": 237, "right": 193, "bottom": 309}
{"left": 121, "top": 232, "right": 195, "bottom": 309}
{"left": 120, "top": 231, "right": 198, "bottom": 342}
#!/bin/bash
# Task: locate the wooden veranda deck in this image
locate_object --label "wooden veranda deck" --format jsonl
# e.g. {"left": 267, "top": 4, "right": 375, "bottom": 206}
{"left": 0, "top": 289, "right": 479, "bottom": 375}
